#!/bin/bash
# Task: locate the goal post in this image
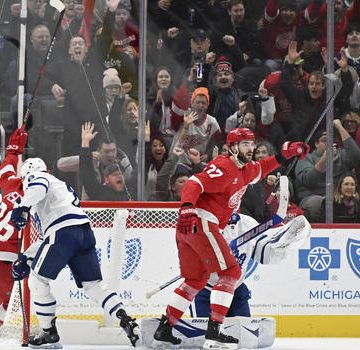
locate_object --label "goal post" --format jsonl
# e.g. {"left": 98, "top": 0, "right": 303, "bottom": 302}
{"left": 2, "top": 201, "right": 181, "bottom": 345}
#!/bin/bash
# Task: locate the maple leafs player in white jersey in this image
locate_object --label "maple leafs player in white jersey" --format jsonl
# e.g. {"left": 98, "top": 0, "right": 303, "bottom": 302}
{"left": 153, "top": 127, "right": 310, "bottom": 349}
{"left": 10, "top": 158, "right": 140, "bottom": 348}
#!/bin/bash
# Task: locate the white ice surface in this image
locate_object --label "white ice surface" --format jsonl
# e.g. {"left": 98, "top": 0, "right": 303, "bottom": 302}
{"left": 1, "top": 337, "right": 360, "bottom": 350}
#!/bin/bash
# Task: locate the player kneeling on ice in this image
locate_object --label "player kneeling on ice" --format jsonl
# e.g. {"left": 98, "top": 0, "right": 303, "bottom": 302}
{"left": 10, "top": 158, "right": 140, "bottom": 348}
{"left": 153, "top": 127, "right": 309, "bottom": 350}
{"left": 191, "top": 211, "right": 311, "bottom": 348}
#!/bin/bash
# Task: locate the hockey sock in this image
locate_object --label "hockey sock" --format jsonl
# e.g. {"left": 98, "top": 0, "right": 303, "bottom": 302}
{"left": 83, "top": 280, "right": 123, "bottom": 319}
{"left": 210, "top": 266, "right": 240, "bottom": 323}
{"left": 29, "top": 272, "right": 57, "bottom": 329}
{"left": 166, "top": 279, "right": 206, "bottom": 325}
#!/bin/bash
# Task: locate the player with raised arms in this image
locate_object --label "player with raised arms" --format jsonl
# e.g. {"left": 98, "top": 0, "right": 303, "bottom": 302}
{"left": 153, "top": 127, "right": 310, "bottom": 349}
{"left": 0, "top": 128, "right": 28, "bottom": 328}
{"left": 10, "top": 158, "right": 140, "bottom": 348}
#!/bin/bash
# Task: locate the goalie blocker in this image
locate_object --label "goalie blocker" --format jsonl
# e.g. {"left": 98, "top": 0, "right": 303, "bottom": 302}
{"left": 142, "top": 316, "right": 275, "bottom": 349}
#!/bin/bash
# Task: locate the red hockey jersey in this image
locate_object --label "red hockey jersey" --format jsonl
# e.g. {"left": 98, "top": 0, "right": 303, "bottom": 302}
{"left": 181, "top": 154, "right": 280, "bottom": 229}
{"left": 0, "top": 154, "right": 23, "bottom": 262}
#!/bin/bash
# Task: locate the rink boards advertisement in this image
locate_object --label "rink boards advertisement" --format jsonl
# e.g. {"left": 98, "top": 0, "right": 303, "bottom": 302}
{"left": 49, "top": 220, "right": 360, "bottom": 336}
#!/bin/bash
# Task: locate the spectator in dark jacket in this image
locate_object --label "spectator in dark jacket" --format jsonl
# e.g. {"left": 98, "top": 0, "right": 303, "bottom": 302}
{"left": 321, "top": 173, "right": 360, "bottom": 223}
{"left": 294, "top": 120, "right": 360, "bottom": 222}
{"left": 79, "top": 122, "right": 131, "bottom": 201}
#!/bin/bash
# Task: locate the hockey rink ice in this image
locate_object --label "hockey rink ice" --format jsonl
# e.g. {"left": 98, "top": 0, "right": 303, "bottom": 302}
{"left": 1, "top": 338, "right": 360, "bottom": 350}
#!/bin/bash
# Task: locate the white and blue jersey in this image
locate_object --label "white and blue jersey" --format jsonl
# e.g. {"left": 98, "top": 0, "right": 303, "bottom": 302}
{"left": 21, "top": 171, "right": 89, "bottom": 238}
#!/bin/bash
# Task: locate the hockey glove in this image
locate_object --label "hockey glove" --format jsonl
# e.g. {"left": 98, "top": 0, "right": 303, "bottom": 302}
{"left": 281, "top": 142, "right": 310, "bottom": 160}
{"left": 11, "top": 206, "right": 30, "bottom": 231}
{"left": 6, "top": 128, "right": 28, "bottom": 155}
{"left": 12, "top": 254, "right": 30, "bottom": 281}
{"left": 177, "top": 204, "right": 198, "bottom": 234}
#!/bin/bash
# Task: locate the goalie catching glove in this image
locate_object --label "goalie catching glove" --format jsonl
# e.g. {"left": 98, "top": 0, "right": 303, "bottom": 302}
{"left": 177, "top": 203, "right": 198, "bottom": 234}
{"left": 12, "top": 253, "right": 31, "bottom": 281}
{"left": 11, "top": 206, "right": 30, "bottom": 231}
{"left": 6, "top": 127, "right": 28, "bottom": 155}
{"left": 281, "top": 141, "right": 310, "bottom": 160}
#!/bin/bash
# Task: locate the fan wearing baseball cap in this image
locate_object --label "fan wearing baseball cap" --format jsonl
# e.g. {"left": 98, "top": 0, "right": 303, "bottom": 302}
{"left": 207, "top": 56, "right": 244, "bottom": 133}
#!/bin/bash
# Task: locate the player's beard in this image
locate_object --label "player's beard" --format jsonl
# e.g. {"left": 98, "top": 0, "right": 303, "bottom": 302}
{"left": 237, "top": 150, "right": 250, "bottom": 164}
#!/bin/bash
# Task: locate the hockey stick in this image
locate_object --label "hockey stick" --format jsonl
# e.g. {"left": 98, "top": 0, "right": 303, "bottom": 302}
{"left": 145, "top": 275, "right": 183, "bottom": 299}
{"left": 16, "top": 228, "right": 29, "bottom": 345}
{"left": 146, "top": 177, "right": 289, "bottom": 299}
{"left": 21, "top": 0, "right": 65, "bottom": 128}
{"left": 229, "top": 175, "right": 289, "bottom": 253}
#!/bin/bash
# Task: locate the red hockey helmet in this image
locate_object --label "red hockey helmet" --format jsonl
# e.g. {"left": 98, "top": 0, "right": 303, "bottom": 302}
{"left": 226, "top": 128, "right": 255, "bottom": 146}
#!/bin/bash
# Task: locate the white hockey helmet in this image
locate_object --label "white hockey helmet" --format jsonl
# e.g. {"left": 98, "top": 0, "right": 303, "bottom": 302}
{"left": 21, "top": 158, "right": 47, "bottom": 179}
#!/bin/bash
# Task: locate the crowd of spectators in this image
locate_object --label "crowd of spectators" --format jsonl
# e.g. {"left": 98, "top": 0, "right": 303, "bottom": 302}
{"left": 0, "top": 0, "right": 359, "bottom": 223}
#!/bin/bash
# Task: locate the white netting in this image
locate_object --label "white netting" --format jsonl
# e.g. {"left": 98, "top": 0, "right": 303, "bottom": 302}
{"left": 1, "top": 204, "right": 179, "bottom": 343}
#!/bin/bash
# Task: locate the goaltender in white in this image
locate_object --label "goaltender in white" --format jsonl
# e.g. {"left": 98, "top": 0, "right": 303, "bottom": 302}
{"left": 10, "top": 158, "right": 140, "bottom": 348}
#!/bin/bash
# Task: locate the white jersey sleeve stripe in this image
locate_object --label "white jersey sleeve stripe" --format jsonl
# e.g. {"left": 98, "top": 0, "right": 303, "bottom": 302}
{"left": 0, "top": 164, "right": 15, "bottom": 177}
{"left": 188, "top": 176, "right": 204, "bottom": 193}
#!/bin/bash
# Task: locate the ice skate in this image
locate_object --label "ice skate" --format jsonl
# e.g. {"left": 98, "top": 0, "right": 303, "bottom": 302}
{"left": 116, "top": 308, "right": 140, "bottom": 347}
{"left": 153, "top": 315, "right": 181, "bottom": 347}
{"left": 28, "top": 317, "right": 62, "bottom": 349}
{"left": 203, "top": 319, "right": 238, "bottom": 350}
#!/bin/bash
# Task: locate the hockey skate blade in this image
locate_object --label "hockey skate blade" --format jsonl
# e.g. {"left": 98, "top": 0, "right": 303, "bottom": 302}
{"left": 151, "top": 339, "right": 182, "bottom": 349}
{"left": 29, "top": 342, "right": 63, "bottom": 349}
{"left": 202, "top": 339, "right": 238, "bottom": 350}
{"left": 131, "top": 326, "right": 142, "bottom": 348}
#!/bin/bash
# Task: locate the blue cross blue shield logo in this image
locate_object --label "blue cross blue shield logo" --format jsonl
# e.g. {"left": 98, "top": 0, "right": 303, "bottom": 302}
{"left": 346, "top": 238, "right": 360, "bottom": 279}
{"left": 299, "top": 237, "right": 340, "bottom": 280}
{"left": 107, "top": 237, "right": 142, "bottom": 280}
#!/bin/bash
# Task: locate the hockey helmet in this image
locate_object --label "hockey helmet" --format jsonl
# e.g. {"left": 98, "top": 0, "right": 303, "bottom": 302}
{"left": 21, "top": 158, "right": 47, "bottom": 179}
{"left": 226, "top": 128, "right": 255, "bottom": 146}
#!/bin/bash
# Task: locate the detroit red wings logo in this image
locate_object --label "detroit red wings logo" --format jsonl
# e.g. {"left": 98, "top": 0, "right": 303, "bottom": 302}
{"left": 228, "top": 187, "right": 247, "bottom": 208}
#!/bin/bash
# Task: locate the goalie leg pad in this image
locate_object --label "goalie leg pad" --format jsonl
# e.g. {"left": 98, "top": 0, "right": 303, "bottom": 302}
{"left": 141, "top": 316, "right": 276, "bottom": 349}
{"left": 28, "top": 272, "right": 57, "bottom": 329}
{"left": 82, "top": 280, "right": 123, "bottom": 318}
{"left": 237, "top": 316, "right": 276, "bottom": 349}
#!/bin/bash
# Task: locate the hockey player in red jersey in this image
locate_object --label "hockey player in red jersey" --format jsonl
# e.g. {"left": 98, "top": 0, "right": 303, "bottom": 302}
{"left": 0, "top": 128, "right": 27, "bottom": 327}
{"left": 153, "top": 127, "right": 309, "bottom": 349}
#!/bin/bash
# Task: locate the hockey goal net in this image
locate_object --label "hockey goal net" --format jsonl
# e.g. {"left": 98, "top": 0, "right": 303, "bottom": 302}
{"left": 1, "top": 201, "right": 180, "bottom": 345}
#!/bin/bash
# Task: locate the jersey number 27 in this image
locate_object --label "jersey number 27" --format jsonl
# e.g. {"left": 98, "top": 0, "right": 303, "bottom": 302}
{"left": 206, "top": 164, "right": 223, "bottom": 178}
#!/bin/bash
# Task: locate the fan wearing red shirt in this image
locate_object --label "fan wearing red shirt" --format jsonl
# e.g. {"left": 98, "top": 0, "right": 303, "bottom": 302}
{"left": 153, "top": 127, "right": 309, "bottom": 349}
{"left": 0, "top": 128, "right": 28, "bottom": 327}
